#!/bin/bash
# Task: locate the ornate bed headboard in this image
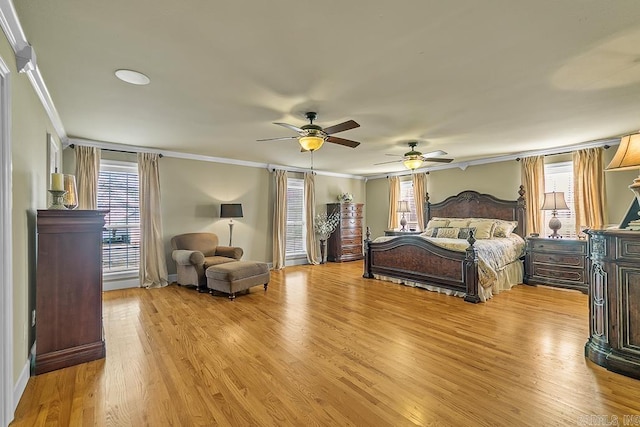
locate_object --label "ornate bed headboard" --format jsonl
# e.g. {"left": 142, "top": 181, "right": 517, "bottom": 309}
{"left": 425, "top": 185, "right": 527, "bottom": 238}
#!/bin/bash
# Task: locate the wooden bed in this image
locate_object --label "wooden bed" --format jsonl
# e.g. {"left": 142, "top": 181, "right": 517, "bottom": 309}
{"left": 363, "top": 186, "right": 526, "bottom": 303}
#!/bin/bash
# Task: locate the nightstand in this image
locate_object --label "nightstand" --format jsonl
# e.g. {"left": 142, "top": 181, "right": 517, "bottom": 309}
{"left": 384, "top": 230, "right": 422, "bottom": 236}
{"left": 524, "top": 237, "right": 589, "bottom": 293}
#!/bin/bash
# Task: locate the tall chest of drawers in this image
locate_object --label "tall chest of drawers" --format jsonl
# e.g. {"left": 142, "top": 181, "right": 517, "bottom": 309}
{"left": 523, "top": 237, "right": 589, "bottom": 293}
{"left": 326, "top": 203, "right": 364, "bottom": 262}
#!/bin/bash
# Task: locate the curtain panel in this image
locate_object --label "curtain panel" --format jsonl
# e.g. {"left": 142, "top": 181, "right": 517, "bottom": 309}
{"left": 304, "top": 172, "right": 319, "bottom": 265}
{"left": 272, "top": 170, "right": 287, "bottom": 270}
{"left": 388, "top": 176, "right": 400, "bottom": 230}
{"left": 75, "top": 145, "right": 100, "bottom": 210}
{"left": 573, "top": 147, "right": 607, "bottom": 232}
{"left": 138, "top": 153, "right": 168, "bottom": 288}
{"left": 521, "top": 156, "right": 544, "bottom": 236}
{"left": 412, "top": 173, "right": 427, "bottom": 231}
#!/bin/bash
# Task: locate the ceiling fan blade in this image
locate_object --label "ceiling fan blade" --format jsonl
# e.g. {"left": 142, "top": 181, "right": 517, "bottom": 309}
{"left": 326, "top": 135, "right": 360, "bottom": 148}
{"left": 274, "top": 122, "right": 304, "bottom": 133}
{"left": 374, "top": 159, "right": 402, "bottom": 165}
{"left": 422, "top": 157, "right": 454, "bottom": 163}
{"left": 256, "top": 136, "right": 298, "bottom": 142}
{"left": 420, "top": 150, "right": 448, "bottom": 157}
{"left": 385, "top": 153, "right": 404, "bottom": 157}
{"left": 323, "top": 120, "right": 360, "bottom": 135}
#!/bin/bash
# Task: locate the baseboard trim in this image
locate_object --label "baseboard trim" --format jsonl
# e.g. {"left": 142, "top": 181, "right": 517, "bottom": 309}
{"left": 13, "top": 358, "right": 29, "bottom": 412}
{"left": 168, "top": 274, "right": 177, "bottom": 284}
{"left": 103, "top": 277, "right": 138, "bottom": 291}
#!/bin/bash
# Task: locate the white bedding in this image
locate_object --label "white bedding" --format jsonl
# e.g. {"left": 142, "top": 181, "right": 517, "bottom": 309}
{"left": 372, "top": 234, "right": 526, "bottom": 301}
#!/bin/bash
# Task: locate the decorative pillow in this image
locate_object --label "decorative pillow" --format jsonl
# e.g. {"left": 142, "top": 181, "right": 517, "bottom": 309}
{"left": 493, "top": 220, "right": 518, "bottom": 238}
{"left": 468, "top": 220, "right": 496, "bottom": 239}
{"left": 457, "top": 227, "right": 477, "bottom": 239}
{"left": 447, "top": 219, "right": 471, "bottom": 228}
{"left": 425, "top": 219, "right": 449, "bottom": 236}
{"left": 435, "top": 227, "right": 461, "bottom": 239}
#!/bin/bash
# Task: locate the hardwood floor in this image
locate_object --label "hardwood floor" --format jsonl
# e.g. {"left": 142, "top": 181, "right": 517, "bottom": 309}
{"left": 12, "top": 261, "right": 640, "bottom": 426}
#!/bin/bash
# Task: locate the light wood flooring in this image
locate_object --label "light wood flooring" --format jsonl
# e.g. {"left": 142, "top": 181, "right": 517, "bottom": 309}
{"left": 11, "top": 261, "right": 640, "bottom": 426}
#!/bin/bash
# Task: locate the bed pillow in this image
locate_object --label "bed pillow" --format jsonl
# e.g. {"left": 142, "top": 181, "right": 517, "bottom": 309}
{"left": 457, "top": 227, "right": 477, "bottom": 239}
{"left": 435, "top": 227, "right": 460, "bottom": 239}
{"left": 468, "top": 220, "right": 496, "bottom": 239}
{"left": 425, "top": 219, "right": 449, "bottom": 236}
{"left": 493, "top": 220, "right": 518, "bottom": 238}
{"left": 447, "top": 219, "right": 471, "bottom": 228}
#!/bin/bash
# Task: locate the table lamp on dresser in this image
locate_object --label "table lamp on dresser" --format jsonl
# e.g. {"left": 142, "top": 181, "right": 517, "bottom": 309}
{"left": 606, "top": 131, "right": 640, "bottom": 230}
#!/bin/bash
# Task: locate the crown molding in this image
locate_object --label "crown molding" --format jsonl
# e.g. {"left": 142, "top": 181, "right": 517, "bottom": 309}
{"left": 0, "top": 0, "right": 67, "bottom": 143}
{"left": 68, "top": 138, "right": 366, "bottom": 180}
{"left": 366, "top": 137, "right": 619, "bottom": 180}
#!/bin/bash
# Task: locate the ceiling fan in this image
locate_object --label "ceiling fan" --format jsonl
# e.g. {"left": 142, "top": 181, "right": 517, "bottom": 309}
{"left": 376, "top": 142, "right": 454, "bottom": 170}
{"left": 257, "top": 112, "right": 361, "bottom": 151}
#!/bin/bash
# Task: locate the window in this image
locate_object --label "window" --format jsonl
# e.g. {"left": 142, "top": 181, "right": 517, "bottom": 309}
{"left": 544, "top": 161, "right": 576, "bottom": 238}
{"left": 398, "top": 179, "right": 418, "bottom": 229}
{"left": 98, "top": 160, "right": 140, "bottom": 273}
{"left": 285, "top": 178, "right": 306, "bottom": 258}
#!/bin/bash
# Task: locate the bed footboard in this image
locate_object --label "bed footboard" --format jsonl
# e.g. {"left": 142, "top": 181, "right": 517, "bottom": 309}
{"left": 363, "top": 228, "right": 480, "bottom": 303}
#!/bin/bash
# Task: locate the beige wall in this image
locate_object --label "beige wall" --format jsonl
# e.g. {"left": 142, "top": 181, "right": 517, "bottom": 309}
{"left": 364, "top": 149, "right": 639, "bottom": 238}
{"left": 160, "top": 158, "right": 272, "bottom": 271}
{"left": 2, "top": 37, "right": 60, "bottom": 382}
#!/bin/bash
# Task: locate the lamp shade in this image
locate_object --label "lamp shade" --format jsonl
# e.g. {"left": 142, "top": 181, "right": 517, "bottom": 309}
{"left": 397, "top": 200, "right": 411, "bottom": 213}
{"left": 403, "top": 157, "right": 424, "bottom": 170}
{"left": 606, "top": 133, "right": 640, "bottom": 171}
{"left": 220, "top": 203, "right": 243, "bottom": 218}
{"left": 541, "top": 192, "right": 569, "bottom": 211}
{"left": 299, "top": 136, "right": 324, "bottom": 151}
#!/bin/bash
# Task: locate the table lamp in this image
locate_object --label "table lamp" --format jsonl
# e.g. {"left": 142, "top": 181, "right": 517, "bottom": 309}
{"left": 606, "top": 131, "right": 640, "bottom": 229}
{"left": 541, "top": 191, "right": 569, "bottom": 238}
{"left": 397, "top": 200, "right": 411, "bottom": 231}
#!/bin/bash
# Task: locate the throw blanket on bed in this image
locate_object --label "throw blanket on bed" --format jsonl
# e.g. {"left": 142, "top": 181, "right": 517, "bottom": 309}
{"left": 373, "top": 234, "right": 525, "bottom": 288}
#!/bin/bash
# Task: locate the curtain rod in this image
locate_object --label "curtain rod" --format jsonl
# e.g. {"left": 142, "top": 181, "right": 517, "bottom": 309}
{"left": 68, "top": 143, "right": 164, "bottom": 158}
{"left": 515, "top": 145, "right": 610, "bottom": 161}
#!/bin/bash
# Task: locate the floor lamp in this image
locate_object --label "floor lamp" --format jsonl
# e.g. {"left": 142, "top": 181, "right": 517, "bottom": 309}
{"left": 220, "top": 203, "right": 243, "bottom": 246}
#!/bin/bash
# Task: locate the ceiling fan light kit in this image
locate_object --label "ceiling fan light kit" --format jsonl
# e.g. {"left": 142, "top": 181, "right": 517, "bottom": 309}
{"left": 257, "top": 112, "right": 361, "bottom": 152}
{"left": 299, "top": 135, "right": 324, "bottom": 151}
{"left": 403, "top": 157, "right": 424, "bottom": 170}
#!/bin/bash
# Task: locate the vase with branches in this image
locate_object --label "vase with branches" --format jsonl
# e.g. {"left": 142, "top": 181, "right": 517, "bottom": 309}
{"left": 314, "top": 211, "right": 340, "bottom": 263}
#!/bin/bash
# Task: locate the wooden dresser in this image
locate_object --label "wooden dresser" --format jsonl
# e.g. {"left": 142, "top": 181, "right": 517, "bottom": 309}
{"left": 35, "top": 210, "right": 107, "bottom": 374}
{"left": 327, "top": 203, "right": 364, "bottom": 262}
{"left": 585, "top": 229, "right": 640, "bottom": 380}
{"left": 523, "top": 237, "right": 589, "bottom": 293}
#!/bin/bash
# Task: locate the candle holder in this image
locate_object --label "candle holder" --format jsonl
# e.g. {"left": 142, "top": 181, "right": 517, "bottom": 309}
{"left": 48, "top": 190, "right": 68, "bottom": 210}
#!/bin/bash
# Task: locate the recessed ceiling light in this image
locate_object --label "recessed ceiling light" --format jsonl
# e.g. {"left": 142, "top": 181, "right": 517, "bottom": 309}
{"left": 115, "top": 69, "right": 150, "bottom": 85}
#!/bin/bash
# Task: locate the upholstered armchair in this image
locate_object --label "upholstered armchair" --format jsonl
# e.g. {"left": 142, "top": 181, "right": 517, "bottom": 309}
{"left": 171, "top": 232, "right": 243, "bottom": 291}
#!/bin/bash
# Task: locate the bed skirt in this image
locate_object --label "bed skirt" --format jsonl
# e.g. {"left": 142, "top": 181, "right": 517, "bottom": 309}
{"left": 373, "top": 259, "right": 523, "bottom": 302}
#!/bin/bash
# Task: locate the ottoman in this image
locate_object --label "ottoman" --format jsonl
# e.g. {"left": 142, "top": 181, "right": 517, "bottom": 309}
{"left": 205, "top": 261, "right": 270, "bottom": 300}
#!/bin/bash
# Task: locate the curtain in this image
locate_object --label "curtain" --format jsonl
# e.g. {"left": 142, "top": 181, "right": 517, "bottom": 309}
{"left": 388, "top": 176, "right": 400, "bottom": 230}
{"left": 521, "top": 156, "right": 545, "bottom": 236}
{"left": 304, "top": 172, "right": 319, "bottom": 265}
{"left": 412, "top": 172, "right": 427, "bottom": 231}
{"left": 272, "top": 170, "right": 287, "bottom": 270}
{"left": 75, "top": 145, "right": 100, "bottom": 210}
{"left": 138, "top": 153, "right": 168, "bottom": 288}
{"left": 573, "top": 147, "right": 607, "bottom": 231}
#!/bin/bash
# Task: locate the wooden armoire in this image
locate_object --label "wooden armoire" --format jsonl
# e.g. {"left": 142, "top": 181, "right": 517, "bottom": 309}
{"left": 35, "top": 210, "right": 107, "bottom": 374}
{"left": 326, "top": 202, "right": 364, "bottom": 262}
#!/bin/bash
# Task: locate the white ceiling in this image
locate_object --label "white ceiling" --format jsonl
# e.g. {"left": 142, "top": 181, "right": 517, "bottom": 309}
{"left": 12, "top": 0, "right": 640, "bottom": 176}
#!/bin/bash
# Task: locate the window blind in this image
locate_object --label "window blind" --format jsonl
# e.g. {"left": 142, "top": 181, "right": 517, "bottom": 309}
{"left": 98, "top": 161, "right": 140, "bottom": 272}
{"left": 286, "top": 178, "right": 306, "bottom": 256}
